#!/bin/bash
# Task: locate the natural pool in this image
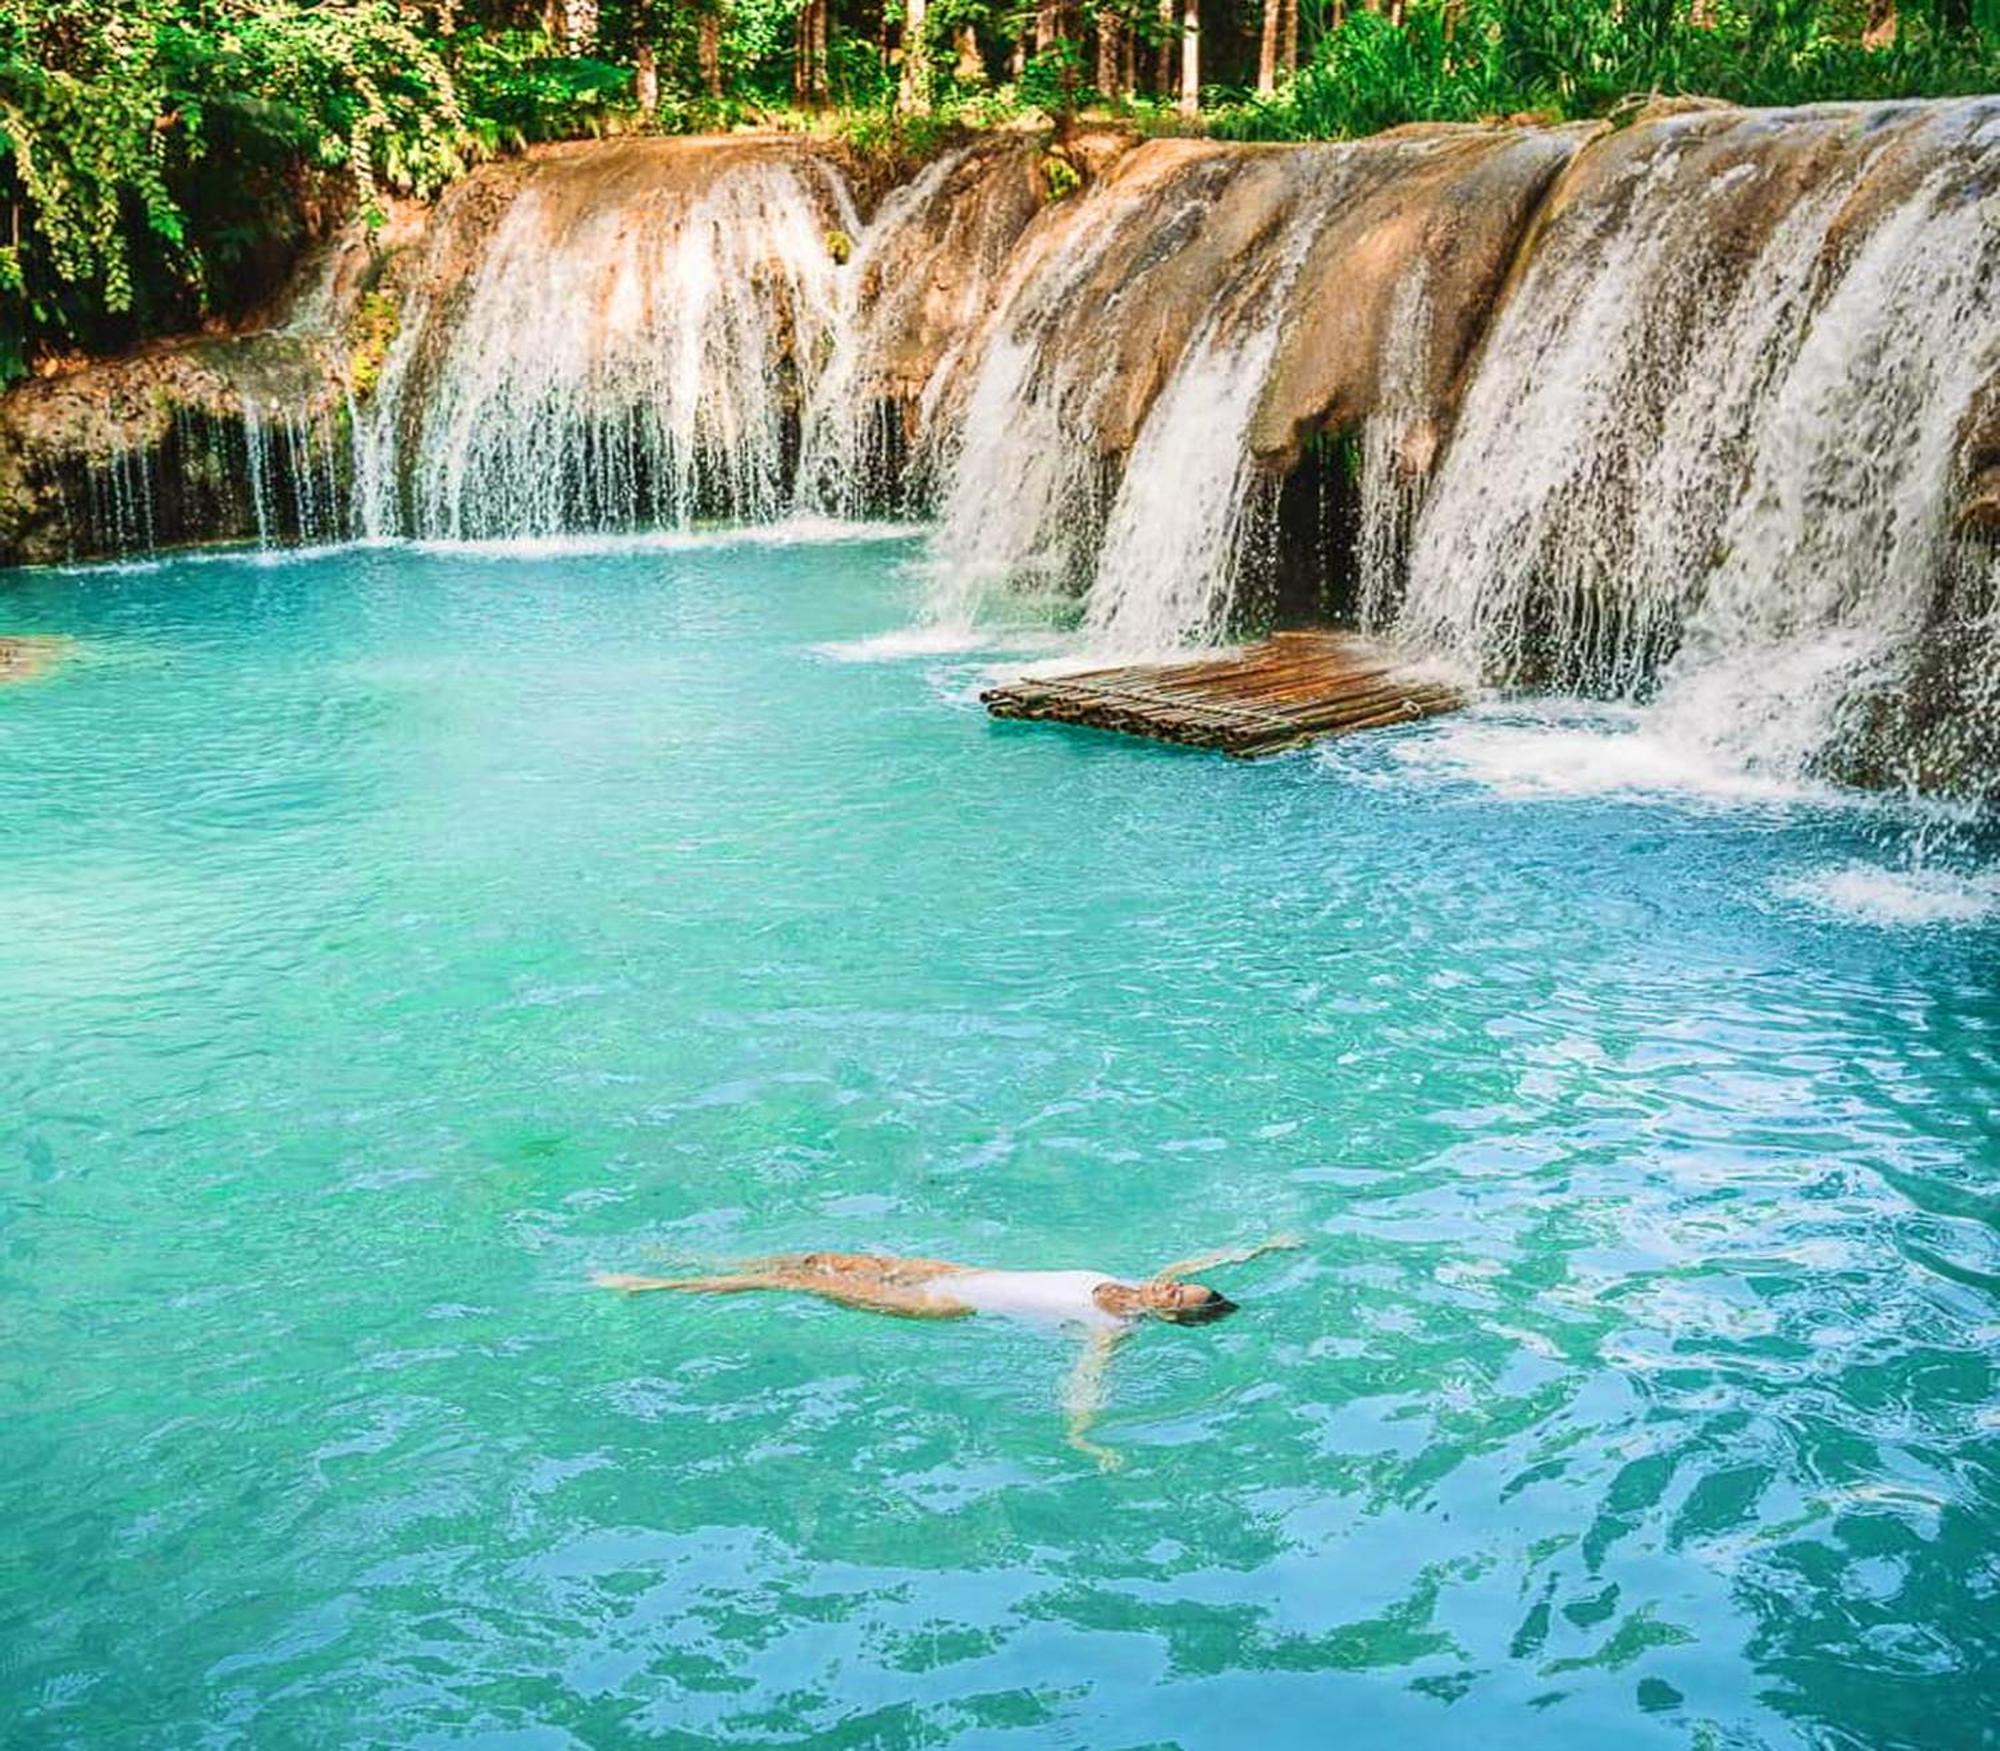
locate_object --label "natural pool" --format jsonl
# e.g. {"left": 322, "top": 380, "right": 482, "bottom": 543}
{"left": 2, "top": 534, "right": 1996, "bottom": 1749}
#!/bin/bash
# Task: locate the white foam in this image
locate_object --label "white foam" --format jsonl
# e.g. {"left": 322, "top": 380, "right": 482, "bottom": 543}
{"left": 405, "top": 518, "right": 922, "bottom": 561}
{"left": 815, "top": 624, "right": 996, "bottom": 662}
{"left": 1775, "top": 863, "right": 2000, "bottom": 926}
{"left": 1382, "top": 706, "right": 1834, "bottom": 805}
{"left": 30, "top": 521, "right": 923, "bottom": 577}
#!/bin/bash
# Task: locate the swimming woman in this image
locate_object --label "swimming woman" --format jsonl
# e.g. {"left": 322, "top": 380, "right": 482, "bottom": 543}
{"left": 596, "top": 1237, "right": 1300, "bottom": 1469}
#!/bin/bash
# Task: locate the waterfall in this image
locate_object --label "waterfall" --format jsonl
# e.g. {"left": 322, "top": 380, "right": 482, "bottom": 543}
{"left": 241, "top": 397, "right": 276, "bottom": 547}
{"left": 241, "top": 392, "right": 352, "bottom": 549}
{"left": 793, "top": 151, "right": 971, "bottom": 519}
{"left": 920, "top": 150, "right": 1243, "bottom": 630}
{"left": 1393, "top": 100, "right": 2000, "bottom": 790}
{"left": 362, "top": 141, "right": 859, "bottom": 541}
{"left": 918, "top": 131, "right": 1564, "bottom": 654}
{"left": 76, "top": 440, "right": 159, "bottom": 559}
{"left": 1080, "top": 302, "right": 1291, "bottom": 652}
{"left": 1354, "top": 264, "right": 1435, "bottom": 636}
{"left": 9, "top": 113, "right": 1999, "bottom": 796}
{"left": 795, "top": 141, "right": 1038, "bottom": 519}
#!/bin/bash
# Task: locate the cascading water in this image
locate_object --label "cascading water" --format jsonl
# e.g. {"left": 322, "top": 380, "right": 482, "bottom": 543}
{"left": 10, "top": 111, "right": 2000, "bottom": 796}
{"left": 74, "top": 441, "right": 160, "bottom": 559}
{"left": 1391, "top": 100, "right": 2000, "bottom": 793}
{"left": 360, "top": 141, "right": 859, "bottom": 541}
{"left": 920, "top": 148, "right": 1250, "bottom": 631}
{"left": 795, "top": 141, "right": 1040, "bottom": 519}
{"left": 1353, "top": 264, "right": 1436, "bottom": 636}
{"left": 918, "top": 131, "right": 1566, "bottom": 656}
{"left": 793, "top": 151, "right": 971, "bottom": 519}
{"left": 1080, "top": 290, "right": 1311, "bottom": 654}
{"left": 240, "top": 392, "right": 352, "bottom": 550}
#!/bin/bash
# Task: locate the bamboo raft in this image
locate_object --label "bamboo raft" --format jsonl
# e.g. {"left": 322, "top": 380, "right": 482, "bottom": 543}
{"left": 980, "top": 630, "right": 1464, "bottom": 758}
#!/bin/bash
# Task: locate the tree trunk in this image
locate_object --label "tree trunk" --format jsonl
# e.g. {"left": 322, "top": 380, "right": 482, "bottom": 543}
{"left": 1035, "top": 0, "right": 1060, "bottom": 53}
{"left": 1256, "top": 0, "right": 1278, "bottom": 95}
{"left": 1178, "top": 0, "right": 1198, "bottom": 115}
{"left": 699, "top": 10, "right": 723, "bottom": 97}
{"left": 1281, "top": 0, "right": 1297, "bottom": 80}
{"left": 630, "top": 0, "right": 658, "bottom": 112}
{"left": 954, "top": 23, "right": 985, "bottom": 84}
{"left": 794, "top": 0, "right": 829, "bottom": 104}
{"left": 1097, "top": 8, "right": 1121, "bottom": 97}
{"left": 1156, "top": 0, "right": 1175, "bottom": 95}
{"left": 899, "top": 0, "right": 931, "bottom": 110}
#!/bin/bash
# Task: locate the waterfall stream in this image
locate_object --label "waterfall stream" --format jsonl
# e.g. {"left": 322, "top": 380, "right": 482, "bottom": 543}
{"left": 1394, "top": 101, "right": 2000, "bottom": 790}
{"left": 12, "top": 105, "right": 1999, "bottom": 797}
{"left": 359, "top": 142, "right": 858, "bottom": 541}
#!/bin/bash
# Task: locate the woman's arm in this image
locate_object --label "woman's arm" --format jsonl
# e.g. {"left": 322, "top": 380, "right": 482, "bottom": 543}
{"left": 594, "top": 1272, "right": 782, "bottom": 1293}
{"left": 1062, "top": 1327, "right": 1127, "bottom": 1470}
{"left": 1151, "top": 1234, "right": 1304, "bottom": 1280}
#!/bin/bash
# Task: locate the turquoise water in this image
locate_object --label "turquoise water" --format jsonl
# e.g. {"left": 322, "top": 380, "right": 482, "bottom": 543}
{"left": 2, "top": 535, "right": 1996, "bottom": 1750}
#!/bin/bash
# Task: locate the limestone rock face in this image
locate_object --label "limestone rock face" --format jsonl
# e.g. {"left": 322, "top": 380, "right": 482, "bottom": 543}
{"left": 847, "top": 135, "right": 1050, "bottom": 414}
{"left": 0, "top": 333, "right": 345, "bottom": 566}
{"left": 1247, "top": 124, "right": 1594, "bottom": 470}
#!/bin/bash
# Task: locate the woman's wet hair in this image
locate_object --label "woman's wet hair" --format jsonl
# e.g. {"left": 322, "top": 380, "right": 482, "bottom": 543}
{"left": 1146, "top": 1280, "right": 1239, "bottom": 1323}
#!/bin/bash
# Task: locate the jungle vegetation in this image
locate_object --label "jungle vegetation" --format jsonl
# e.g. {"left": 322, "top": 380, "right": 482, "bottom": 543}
{"left": 4, "top": 0, "right": 1999, "bottom": 378}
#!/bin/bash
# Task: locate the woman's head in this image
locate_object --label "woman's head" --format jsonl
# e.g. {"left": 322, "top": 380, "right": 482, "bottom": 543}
{"left": 1096, "top": 1278, "right": 1238, "bottom": 1323}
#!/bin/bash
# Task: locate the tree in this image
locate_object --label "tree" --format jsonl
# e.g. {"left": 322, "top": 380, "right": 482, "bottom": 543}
{"left": 699, "top": 6, "right": 724, "bottom": 97}
{"left": 1097, "top": 4, "right": 1122, "bottom": 99}
{"left": 545, "top": 0, "right": 601, "bottom": 52}
{"left": 632, "top": 0, "right": 660, "bottom": 112}
{"left": 794, "top": 0, "right": 829, "bottom": 103}
{"left": 899, "top": 0, "right": 931, "bottom": 109}
{"left": 1178, "top": 0, "right": 1198, "bottom": 113}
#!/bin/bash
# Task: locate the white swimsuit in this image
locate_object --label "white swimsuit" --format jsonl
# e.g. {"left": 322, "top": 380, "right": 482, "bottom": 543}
{"left": 937, "top": 1269, "right": 1132, "bottom": 1329}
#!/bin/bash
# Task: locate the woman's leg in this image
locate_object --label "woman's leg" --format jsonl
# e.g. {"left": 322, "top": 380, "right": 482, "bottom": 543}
{"left": 594, "top": 1272, "right": 790, "bottom": 1294}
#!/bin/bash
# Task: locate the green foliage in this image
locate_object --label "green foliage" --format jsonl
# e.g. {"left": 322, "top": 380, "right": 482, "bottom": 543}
{"left": 346, "top": 286, "right": 398, "bottom": 399}
{"left": 1019, "top": 40, "right": 1085, "bottom": 115}
{"left": 1212, "top": 0, "right": 2000, "bottom": 142}
{"left": 449, "top": 31, "right": 633, "bottom": 154}
{"left": 1, "top": 0, "right": 490, "bottom": 373}
{"left": 6, "top": 0, "right": 2000, "bottom": 384}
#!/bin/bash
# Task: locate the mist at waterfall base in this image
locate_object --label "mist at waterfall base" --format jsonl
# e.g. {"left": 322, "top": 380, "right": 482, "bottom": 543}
{"left": 4, "top": 535, "right": 1999, "bottom": 1749}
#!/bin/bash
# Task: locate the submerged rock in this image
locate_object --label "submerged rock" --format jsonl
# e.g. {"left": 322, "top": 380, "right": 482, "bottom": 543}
{"left": 0, "top": 634, "right": 72, "bottom": 682}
